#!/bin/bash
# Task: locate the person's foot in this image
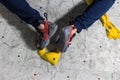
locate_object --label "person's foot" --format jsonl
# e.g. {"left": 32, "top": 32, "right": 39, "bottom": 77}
{"left": 55, "top": 25, "right": 77, "bottom": 53}
{"left": 37, "top": 21, "right": 58, "bottom": 50}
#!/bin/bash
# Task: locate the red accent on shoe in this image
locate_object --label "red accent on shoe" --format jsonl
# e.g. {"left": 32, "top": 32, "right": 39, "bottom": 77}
{"left": 65, "top": 25, "right": 74, "bottom": 46}
{"left": 39, "top": 20, "right": 49, "bottom": 40}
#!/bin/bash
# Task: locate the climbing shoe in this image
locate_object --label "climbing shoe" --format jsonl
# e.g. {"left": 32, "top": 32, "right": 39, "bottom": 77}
{"left": 55, "top": 25, "right": 76, "bottom": 53}
{"left": 37, "top": 21, "right": 58, "bottom": 50}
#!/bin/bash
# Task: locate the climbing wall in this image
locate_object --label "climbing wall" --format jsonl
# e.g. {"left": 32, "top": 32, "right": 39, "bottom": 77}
{"left": 0, "top": 0, "right": 120, "bottom": 80}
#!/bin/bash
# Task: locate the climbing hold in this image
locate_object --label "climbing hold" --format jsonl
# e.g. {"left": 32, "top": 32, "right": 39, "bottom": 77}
{"left": 86, "top": 0, "right": 120, "bottom": 40}
{"left": 100, "top": 14, "right": 120, "bottom": 40}
{"left": 38, "top": 48, "right": 61, "bottom": 66}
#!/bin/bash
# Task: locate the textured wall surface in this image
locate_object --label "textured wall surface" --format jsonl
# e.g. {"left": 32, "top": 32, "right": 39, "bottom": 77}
{"left": 0, "top": 0, "right": 120, "bottom": 80}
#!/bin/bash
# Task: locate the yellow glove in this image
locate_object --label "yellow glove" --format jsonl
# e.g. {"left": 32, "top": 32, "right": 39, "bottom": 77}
{"left": 85, "top": 0, "right": 120, "bottom": 40}
{"left": 38, "top": 48, "right": 61, "bottom": 66}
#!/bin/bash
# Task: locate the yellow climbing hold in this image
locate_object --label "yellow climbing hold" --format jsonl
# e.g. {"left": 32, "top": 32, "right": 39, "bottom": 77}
{"left": 100, "top": 14, "right": 120, "bottom": 40}
{"left": 86, "top": 0, "right": 120, "bottom": 40}
{"left": 38, "top": 48, "right": 61, "bottom": 66}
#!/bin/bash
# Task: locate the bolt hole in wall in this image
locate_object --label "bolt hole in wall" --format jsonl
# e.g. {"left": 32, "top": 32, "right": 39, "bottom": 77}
{"left": 67, "top": 75, "right": 69, "bottom": 78}
{"left": 99, "top": 46, "right": 102, "bottom": 48}
{"left": 98, "top": 77, "right": 100, "bottom": 80}
{"left": 83, "top": 60, "right": 86, "bottom": 63}
{"left": 2, "top": 36, "right": 4, "bottom": 38}
{"left": 18, "top": 55, "right": 20, "bottom": 57}
{"left": 113, "top": 63, "right": 115, "bottom": 65}
{"left": 33, "top": 73, "right": 37, "bottom": 76}
{"left": 117, "top": 0, "right": 120, "bottom": 4}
